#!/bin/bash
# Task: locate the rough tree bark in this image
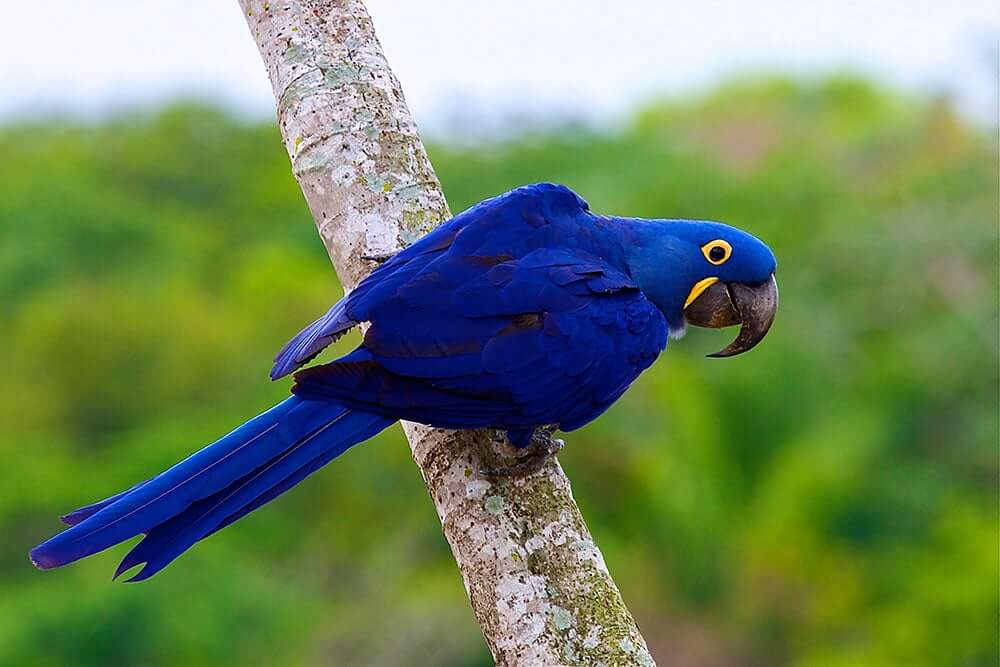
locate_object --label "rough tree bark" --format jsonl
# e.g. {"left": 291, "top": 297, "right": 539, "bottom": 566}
{"left": 237, "top": 2, "right": 655, "bottom": 664}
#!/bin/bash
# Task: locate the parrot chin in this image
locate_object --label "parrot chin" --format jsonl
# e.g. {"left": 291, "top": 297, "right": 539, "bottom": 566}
{"left": 683, "top": 274, "right": 778, "bottom": 357}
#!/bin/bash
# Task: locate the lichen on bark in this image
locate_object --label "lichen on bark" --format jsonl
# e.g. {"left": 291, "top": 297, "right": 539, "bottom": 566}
{"left": 238, "top": 1, "right": 655, "bottom": 664}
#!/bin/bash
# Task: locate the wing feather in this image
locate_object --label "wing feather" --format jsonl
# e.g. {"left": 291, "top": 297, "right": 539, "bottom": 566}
{"left": 283, "top": 184, "right": 667, "bottom": 432}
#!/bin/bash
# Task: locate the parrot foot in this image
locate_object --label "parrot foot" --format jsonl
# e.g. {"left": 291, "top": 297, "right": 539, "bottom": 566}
{"left": 479, "top": 427, "right": 564, "bottom": 479}
{"left": 361, "top": 251, "right": 396, "bottom": 264}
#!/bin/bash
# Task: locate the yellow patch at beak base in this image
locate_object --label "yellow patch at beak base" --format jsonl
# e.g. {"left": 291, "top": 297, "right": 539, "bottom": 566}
{"left": 683, "top": 277, "right": 719, "bottom": 309}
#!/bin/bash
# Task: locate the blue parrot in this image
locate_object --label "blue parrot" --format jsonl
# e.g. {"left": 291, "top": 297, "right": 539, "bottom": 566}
{"left": 30, "top": 183, "right": 777, "bottom": 580}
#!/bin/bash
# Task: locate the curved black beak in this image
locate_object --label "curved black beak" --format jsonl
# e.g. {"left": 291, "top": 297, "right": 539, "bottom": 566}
{"left": 683, "top": 274, "right": 778, "bottom": 357}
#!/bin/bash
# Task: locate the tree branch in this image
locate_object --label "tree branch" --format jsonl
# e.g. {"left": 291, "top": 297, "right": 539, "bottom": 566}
{"left": 237, "top": 2, "right": 655, "bottom": 664}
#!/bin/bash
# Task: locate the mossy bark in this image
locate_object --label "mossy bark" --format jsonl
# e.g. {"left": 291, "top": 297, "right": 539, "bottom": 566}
{"left": 237, "top": 1, "right": 654, "bottom": 664}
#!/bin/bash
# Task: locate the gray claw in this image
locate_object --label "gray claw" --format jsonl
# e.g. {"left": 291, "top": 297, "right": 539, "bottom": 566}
{"left": 361, "top": 252, "right": 396, "bottom": 264}
{"left": 479, "top": 431, "right": 564, "bottom": 479}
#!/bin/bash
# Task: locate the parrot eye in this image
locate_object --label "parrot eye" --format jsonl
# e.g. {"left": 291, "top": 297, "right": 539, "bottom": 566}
{"left": 702, "top": 239, "right": 732, "bottom": 265}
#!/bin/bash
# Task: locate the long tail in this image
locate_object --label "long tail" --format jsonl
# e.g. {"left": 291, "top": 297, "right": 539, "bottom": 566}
{"left": 30, "top": 397, "right": 394, "bottom": 581}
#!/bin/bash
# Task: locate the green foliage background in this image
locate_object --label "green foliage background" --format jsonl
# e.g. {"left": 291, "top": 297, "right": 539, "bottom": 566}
{"left": 2, "top": 77, "right": 996, "bottom": 666}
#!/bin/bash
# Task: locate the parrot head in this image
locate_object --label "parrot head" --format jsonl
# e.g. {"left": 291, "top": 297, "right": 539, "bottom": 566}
{"left": 623, "top": 218, "right": 778, "bottom": 356}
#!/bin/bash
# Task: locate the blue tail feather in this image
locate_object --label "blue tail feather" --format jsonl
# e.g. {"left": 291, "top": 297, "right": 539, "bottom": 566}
{"left": 113, "top": 408, "right": 392, "bottom": 581}
{"left": 30, "top": 397, "right": 393, "bottom": 579}
{"left": 59, "top": 479, "right": 151, "bottom": 526}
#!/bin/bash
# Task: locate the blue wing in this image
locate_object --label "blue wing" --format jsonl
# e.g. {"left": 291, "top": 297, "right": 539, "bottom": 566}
{"left": 276, "top": 183, "right": 668, "bottom": 435}
{"left": 271, "top": 183, "right": 603, "bottom": 379}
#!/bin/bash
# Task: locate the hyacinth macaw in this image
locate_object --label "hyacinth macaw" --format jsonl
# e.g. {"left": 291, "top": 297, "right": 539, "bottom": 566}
{"left": 31, "top": 183, "right": 777, "bottom": 581}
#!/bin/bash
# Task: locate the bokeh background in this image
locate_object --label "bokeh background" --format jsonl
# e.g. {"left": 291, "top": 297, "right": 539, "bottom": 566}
{"left": 2, "top": 2, "right": 997, "bottom": 666}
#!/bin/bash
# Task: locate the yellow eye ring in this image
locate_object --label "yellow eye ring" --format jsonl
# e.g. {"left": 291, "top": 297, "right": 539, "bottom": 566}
{"left": 701, "top": 239, "right": 732, "bottom": 265}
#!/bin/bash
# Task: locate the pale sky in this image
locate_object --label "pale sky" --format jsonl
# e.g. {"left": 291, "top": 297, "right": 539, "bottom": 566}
{"left": 1, "top": 1, "right": 996, "bottom": 129}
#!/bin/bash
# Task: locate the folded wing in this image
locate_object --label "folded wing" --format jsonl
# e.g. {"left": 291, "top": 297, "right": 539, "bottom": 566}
{"left": 277, "top": 183, "right": 668, "bottom": 432}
